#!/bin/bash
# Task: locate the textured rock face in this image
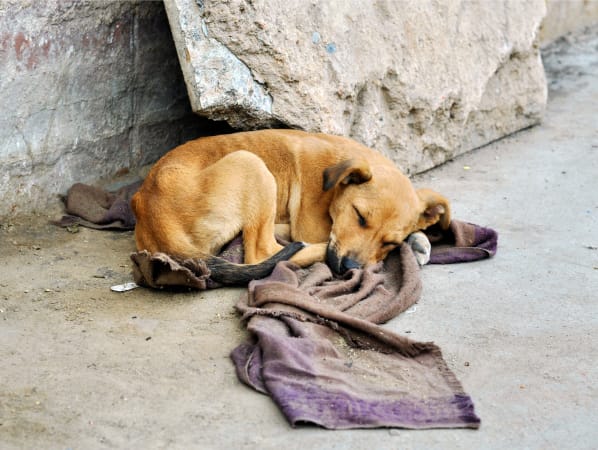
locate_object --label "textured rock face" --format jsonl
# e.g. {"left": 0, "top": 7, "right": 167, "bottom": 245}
{"left": 0, "top": 1, "right": 228, "bottom": 217}
{"left": 166, "top": 0, "right": 548, "bottom": 174}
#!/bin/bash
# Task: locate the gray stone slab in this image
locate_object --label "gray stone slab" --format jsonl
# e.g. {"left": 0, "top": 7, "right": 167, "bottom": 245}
{"left": 0, "top": 1, "right": 225, "bottom": 218}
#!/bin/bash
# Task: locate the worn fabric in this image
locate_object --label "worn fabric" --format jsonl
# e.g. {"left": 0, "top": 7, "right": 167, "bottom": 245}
{"left": 131, "top": 236, "right": 244, "bottom": 290}
{"left": 428, "top": 220, "right": 498, "bottom": 264}
{"left": 129, "top": 223, "right": 496, "bottom": 429}
{"left": 57, "top": 182, "right": 494, "bottom": 429}
{"left": 53, "top": 181, "right": 141, "bottom": 230}
{"left": 230, "top": 244, "right": 481, "bottom": 429}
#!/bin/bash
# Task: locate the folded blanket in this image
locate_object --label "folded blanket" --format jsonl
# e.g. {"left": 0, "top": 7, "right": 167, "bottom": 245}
{"left": 229, "top": 244, "right": 481, "bottom": 429}
{"left": 428, "top": 221, "right": 497, "bottom": 264}
{"left": 131, "top": 236, "right": 245, "bottom": 290}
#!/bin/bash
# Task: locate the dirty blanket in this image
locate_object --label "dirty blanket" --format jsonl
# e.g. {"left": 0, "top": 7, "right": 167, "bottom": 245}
{"left": 56, "top": 181, "right": 497, "bottom": 429}
{"left": 131, "top": 221, "right": 496, "bottom": 429}
{"left": 53, "top": 181, "right": 140, "bottom": 230}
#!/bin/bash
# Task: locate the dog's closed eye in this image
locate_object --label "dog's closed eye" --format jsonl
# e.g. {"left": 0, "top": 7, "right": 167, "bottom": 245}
{"left": 353, "top": 206, "right": 367, "bottom": 227}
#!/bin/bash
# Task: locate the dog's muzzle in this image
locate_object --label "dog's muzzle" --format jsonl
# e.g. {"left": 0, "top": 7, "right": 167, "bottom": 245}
{"left": 326, "top": 244, "right": 361, "bottom": 274}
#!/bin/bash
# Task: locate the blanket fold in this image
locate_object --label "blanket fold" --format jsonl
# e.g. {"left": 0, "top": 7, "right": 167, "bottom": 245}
{"left": 428, "top": 220, "right": 497, "bottom": 264}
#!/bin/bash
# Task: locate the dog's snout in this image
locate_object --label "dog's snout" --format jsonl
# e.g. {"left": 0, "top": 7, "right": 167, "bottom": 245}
{"left": 340, "top": 256, "right": 360, "bottom": 272}
{"left": 326, "top": 245, "right": 342, "bottom": 273}
{"left": 326, "top": 244, "right": 361, "bottom": 274}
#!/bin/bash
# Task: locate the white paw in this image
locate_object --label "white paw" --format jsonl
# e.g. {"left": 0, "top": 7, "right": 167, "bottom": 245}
{"left": 407, "top": 231, "right": 431, "bottom": 266}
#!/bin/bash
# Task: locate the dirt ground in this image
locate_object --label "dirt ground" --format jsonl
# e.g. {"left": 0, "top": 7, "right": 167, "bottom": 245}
{"left": 1, "top": 27, "right": 597, "bottom": 449}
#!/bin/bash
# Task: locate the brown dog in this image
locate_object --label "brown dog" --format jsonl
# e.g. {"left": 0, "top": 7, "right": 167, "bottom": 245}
{"left": 131, "top": 129, "right": 450, "bottom": 281}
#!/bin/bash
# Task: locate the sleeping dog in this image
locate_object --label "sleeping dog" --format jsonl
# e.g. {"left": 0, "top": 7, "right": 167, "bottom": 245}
{"left": 131, "top": 129, "right": 450, "bottom": 283}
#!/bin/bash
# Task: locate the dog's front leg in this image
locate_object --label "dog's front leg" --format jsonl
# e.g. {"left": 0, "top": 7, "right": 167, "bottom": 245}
{"left": 407, "top": 231, "right": 432, "bottom": 266}
{"left": 288, "top": 243, "right": 328, "bottom": 267}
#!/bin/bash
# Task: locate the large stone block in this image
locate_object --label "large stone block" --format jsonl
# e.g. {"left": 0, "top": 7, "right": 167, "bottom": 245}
{"left": 165, "top": 0, "right": 548, "bottom": 174}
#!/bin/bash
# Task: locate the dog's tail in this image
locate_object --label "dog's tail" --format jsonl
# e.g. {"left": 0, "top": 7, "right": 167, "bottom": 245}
{"left": 204, "top": 241, "right": 305, "bottom": 285}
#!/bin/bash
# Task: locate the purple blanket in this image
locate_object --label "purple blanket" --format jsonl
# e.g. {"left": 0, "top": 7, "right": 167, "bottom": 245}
{"left": 129, "top": 221, "right": 496, "bottom": 429}
{"left": 230, "top": 237, "right": 489, "bottom": 429}
{"left": 54, "top": 182, "right": 497, "bottom": 429}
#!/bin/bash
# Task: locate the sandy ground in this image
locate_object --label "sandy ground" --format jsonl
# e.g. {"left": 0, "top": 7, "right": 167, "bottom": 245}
{"left": 1, "top": 27, "right": 597, "bottom": 450}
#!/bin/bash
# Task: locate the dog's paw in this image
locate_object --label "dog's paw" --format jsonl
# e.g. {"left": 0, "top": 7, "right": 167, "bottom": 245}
{"left": 407, "top": 231, "right": 431, "bottom": 266}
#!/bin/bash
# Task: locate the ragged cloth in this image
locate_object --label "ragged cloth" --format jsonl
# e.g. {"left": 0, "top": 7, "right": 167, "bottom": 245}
{"left": 230, "top": 244, "right": 480, "bottom": 429}
{"left": 55, "top": 181, "right": 497, "bottom": 429}
{"left": 53, "top": 181, "right": 140, "bottom": 230}
{"left": 130, "top": 222, "right": 496, "bottom": 429}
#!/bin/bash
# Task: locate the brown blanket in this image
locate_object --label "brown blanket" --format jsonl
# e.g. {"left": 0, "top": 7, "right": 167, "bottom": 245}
{"left": 130, "top": 222, "right": 496, "bottom": 429}
{"left": 56, "top": 182, "right": 496, "bottom": 429}
{"left": 53, "top": 181, "right": 140, "bottom": 230}
{"left": 230, "top": 247, "right": 480, "bottom": 429}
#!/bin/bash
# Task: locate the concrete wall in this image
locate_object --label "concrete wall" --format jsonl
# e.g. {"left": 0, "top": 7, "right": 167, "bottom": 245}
{"left": 540, "top": 0, "right": 598, "bottom": 44}
{"left": 0, "top": 0, "right": 230, "bottom": 218}
{"left": 0, "top": 0, "right": 596, "bottom": 218}
{"left": 166, "top": 0, "right": 549, "bottom": 175}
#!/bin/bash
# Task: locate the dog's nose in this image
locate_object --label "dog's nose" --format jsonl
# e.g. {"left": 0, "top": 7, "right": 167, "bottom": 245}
{"left": 340, "top": 256, "right": 361, "bottom": 272}
{"left": 326, "top": 245, "right": 342, "bottom": 273}
{"left": 326, "top": 245, "right": 361, "bottom": 273}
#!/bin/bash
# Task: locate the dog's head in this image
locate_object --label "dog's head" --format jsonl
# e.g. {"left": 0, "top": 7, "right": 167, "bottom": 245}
{"left": 323, "top": 158, "right": 450, "bottom": 273}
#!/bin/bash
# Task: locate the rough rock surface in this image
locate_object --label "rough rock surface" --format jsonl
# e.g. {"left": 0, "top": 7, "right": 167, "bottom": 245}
{"left": 165, "top": 0, "right": 548, "bottom": 174}
{"left": 0, "top": 1, "right": 230, "bottom": 217}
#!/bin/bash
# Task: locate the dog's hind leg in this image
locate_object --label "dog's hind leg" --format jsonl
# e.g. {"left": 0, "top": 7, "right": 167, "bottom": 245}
{"left": 288, "top": 242, "right": 328, "bottom": 267}
{"left": 238, "top": 157, "right": 285, "bottom": 264}
{"left": 274, "top": 223, "right": 292, "bottom": 241}
{"left": 195, "top": 150, "right": 285, "bottom": 265}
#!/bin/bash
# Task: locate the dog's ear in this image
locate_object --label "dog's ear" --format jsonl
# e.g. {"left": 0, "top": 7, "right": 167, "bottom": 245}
{"left": 323, "top": 159, "right": 372, "bottom": 192}
{"left": 416, "top": 188, "right": 451, "bottom": 230}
